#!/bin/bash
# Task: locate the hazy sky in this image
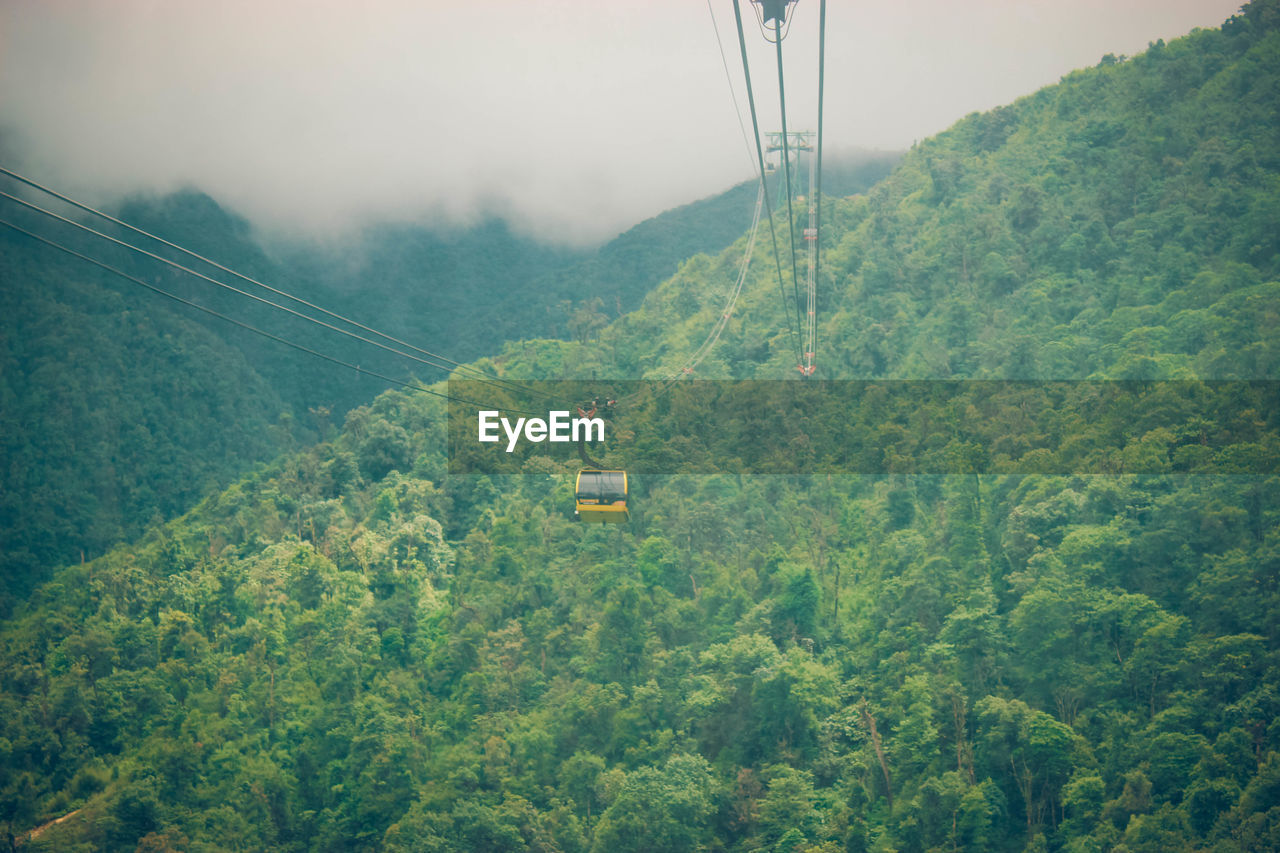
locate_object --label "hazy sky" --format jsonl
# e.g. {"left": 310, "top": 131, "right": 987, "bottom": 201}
{"left": 0, "top": 0, "right": 1244, "bottom": 244}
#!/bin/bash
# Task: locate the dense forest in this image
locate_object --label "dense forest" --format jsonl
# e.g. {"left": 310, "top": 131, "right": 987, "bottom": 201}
{"left": 2, "top": 2, "right": 1279, "bottom": 851}
{"left": 0, "top": 234, "right": 291, "bottom": 612}
{"left": 0, "top": 153, "right": 899, "bottom": 606}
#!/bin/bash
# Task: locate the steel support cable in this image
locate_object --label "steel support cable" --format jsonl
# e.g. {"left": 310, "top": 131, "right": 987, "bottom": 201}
{"left": 0, "top": 190, "right": 559, "bottom": 405}
{"left": 0, "top": 190, "right": 458, "bottom": 376}
{"left": 803, "top": 148, "right": 817, "bottom": 374}
{"left": 812, "top": 0, "right": 827, "bottom": 376}
{"left": 731, "top": 0, "right": 803, "bottom": 367}
{"left": 607, "top": 181, "right": 765, "bottom": 410}
{"left": 610, "top": 6, "right": 782, "bottom": 411}
{"left": 706, "top": 0, "right": 759, "bottom": 179}
{"left": 681, "top": 189, "right": 762, "bottom": 369}
{"left": 676, "top": 182, "right": 764, "bottom": 376}
{"left": 569, "top": 174, "right": 764, "bottom": 407}
{"left": 0, "top": 166, "right": 565, "bottom": 403}
{"left": 0, "top": 218, "right": 544, "bottom": 416}
{"left": 773, "top": 32, "right": 807, "bottom": 356}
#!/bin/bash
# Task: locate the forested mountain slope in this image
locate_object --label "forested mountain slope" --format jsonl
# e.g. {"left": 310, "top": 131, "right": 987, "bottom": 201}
{"left": 0, "top": 229, "right": 290, "bottom": 612}
{"left": 111, "top": 190, "right": 585, "bottom": 418}
{"left": 114, "top": 149, "right": 898, "bottom": 414}
{"left": 0, "top": 149, "right": 894, "bottom": 599}
{"left": 568, "top": 6, "right": 1278, "bottom": 383}
{"left": 3, "top": 4, "right": 1279, "bottom": 852}
{"left": 537, "top": 149, "right": 900, "bottom": 324}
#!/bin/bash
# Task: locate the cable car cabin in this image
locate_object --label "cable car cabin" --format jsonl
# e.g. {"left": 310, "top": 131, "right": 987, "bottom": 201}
{"left": 575, "top": 469, "right": 629, "bottom": 523}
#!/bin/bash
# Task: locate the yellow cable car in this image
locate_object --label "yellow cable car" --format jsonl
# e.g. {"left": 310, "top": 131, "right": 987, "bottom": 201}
{"left": 574, "top": 468, "right": 629, "bottom": 523}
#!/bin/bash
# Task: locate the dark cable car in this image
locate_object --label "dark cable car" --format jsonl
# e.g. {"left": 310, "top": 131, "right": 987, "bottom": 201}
{"left": 574, "top": 468, "right": 629, "bottom": 523}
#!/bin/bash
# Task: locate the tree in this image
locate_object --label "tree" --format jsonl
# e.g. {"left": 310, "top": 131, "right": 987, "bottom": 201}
{"left": 976, "top": 696, "right": 1084, "bottom": 838}
{"left": 590, "top": 754, "right": 717, "bottom": 853}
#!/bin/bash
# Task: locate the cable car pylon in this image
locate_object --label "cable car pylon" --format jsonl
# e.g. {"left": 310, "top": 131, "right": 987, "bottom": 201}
{"left": 765, "top": 130, "right": 818, "bottom": 376}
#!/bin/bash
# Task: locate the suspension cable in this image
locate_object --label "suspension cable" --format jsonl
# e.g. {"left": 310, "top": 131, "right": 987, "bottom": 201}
{"left": 706, "top": 0, "right": 759, "bottom": 179}
{"left": 0, "top": 189, "right": 561, "bottom": 404}
{"left": 0, "top": 166, "right": 560, "bottom": 400}
{"left": 0, "top": 218, "right": 543, "bottom": 415}
{"left": 606, "top": 181, "right": 765, "bottom": 410}
{"left": 672, "top": 182, "right": 765, "bottom": 377}
{"left": 774, "top": 33, "right": 806, "bottom": 356}
{"left": 731, "top": 0, "right": 803, "bottom": 367}
{"left": 813, "top": 0, "right": 826, "bottom": 376}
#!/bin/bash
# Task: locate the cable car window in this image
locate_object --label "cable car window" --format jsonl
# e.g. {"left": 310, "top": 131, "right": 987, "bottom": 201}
{"left": 576, "top": 470, "right": 626, "bottom": 503}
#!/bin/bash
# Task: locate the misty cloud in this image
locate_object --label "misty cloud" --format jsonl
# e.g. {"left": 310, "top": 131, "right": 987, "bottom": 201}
{"left": 0, "top": 0, "right": 1242, "bottom": 244}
